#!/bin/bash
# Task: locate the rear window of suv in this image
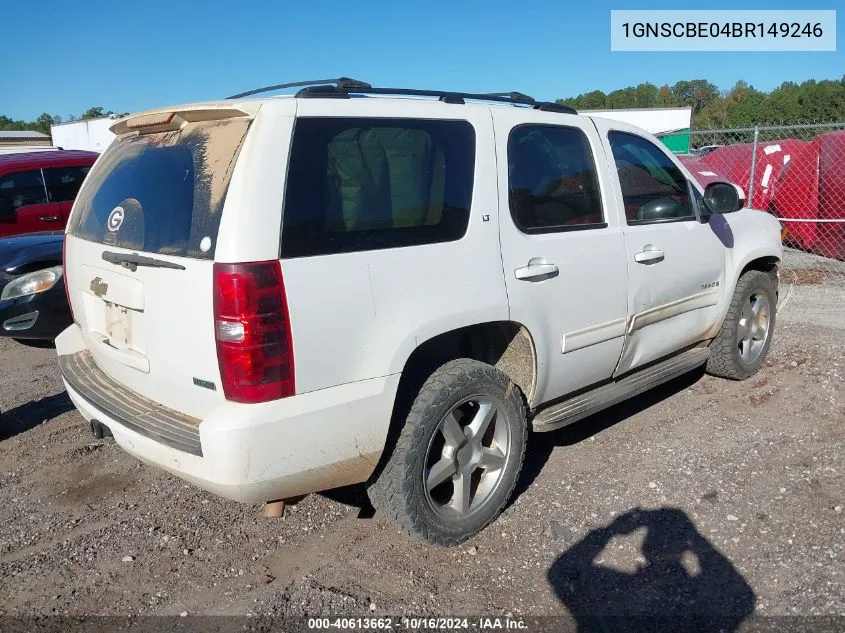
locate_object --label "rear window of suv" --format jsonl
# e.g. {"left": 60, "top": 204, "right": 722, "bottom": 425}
{"left": 68, "top": 118, "right": 250, "bottom": 259}
{"left": 281, "top": 117, "right": 475, "bottom": 258}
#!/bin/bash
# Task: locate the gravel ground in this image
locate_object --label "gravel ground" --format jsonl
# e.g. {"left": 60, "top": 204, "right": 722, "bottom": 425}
{"left": 0, "top": 251, "right": 843, "bottom": 627}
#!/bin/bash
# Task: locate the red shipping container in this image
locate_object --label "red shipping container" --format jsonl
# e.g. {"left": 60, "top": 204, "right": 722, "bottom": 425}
{"left": 685, "top": 139, "right": 812, "bottom": 213}
{"left": 685, "top": 144, "right": 756, "bottom": 198}
{"left": 769, "top": 139, "right": 820, "bottom": 252}
{"left": 815, "top": 130, "right": 845, "bottom": 260}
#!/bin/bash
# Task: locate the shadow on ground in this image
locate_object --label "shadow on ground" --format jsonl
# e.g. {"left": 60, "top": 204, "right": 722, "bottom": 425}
{"left": 12, "top": 338, "right": 56, "bottom": 349}
{"left": 1, "top": 391, "right": 74, "bottom": 441}
{"left": 547, "top": 507, "right": 756, "bottom": 632}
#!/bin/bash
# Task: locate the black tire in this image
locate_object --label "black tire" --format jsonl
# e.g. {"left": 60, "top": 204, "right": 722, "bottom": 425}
{"left": 367, "top": 359, "right": 527, "bottom": 546}
{"left": 707, "top": 270, "right": 777, "bottom": 380}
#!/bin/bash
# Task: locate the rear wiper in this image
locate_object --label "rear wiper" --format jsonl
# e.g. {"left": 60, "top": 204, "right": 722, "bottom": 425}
{"left": 102, "top": 251, "right": 186, "bottom": 271}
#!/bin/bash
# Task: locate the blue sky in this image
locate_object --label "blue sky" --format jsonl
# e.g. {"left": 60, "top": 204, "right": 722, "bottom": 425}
{"left": 3, "top": 0, "right": 842, "bottom": 120}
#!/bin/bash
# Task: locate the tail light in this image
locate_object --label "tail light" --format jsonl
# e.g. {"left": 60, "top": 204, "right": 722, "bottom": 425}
{"left": 213, "top": 261, "right": 295, "bottom": 403}
{"left": 62, "top": 235, "right": 74, "bottom": 320}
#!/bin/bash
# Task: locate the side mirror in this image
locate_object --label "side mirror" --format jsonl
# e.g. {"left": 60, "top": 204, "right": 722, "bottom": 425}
{"left": 637, "top": 197, "right": 681, "bottom": 221}
{"left": 703, "top": 182, "right": 744, "bottom": 214}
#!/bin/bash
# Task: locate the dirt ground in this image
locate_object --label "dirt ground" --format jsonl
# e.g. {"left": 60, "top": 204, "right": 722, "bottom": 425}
{"left": 0, "top": 252, "right": 843, "bottom": 629}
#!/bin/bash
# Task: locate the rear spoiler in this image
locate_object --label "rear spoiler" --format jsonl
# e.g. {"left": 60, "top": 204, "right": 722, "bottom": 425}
{"left": 111, "top": 107, "right": 252, "bottom": 136}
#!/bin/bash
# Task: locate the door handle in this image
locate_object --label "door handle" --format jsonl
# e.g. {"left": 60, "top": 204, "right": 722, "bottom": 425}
{"left": 39, "top": 215, "right": 60, "bottom": 222}
{"left": 634, "top": 248, "right": 665, "bottom": 264}
{"left": 514, "top": 258, "right": 559, "bottom": 281}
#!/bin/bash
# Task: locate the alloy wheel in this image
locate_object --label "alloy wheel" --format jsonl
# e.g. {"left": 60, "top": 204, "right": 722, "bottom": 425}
{"left": 737, "top": 291, "right": 771, "bottom": 363}
{"left": 422, "top": 395, "right": 511, "bottom": 518}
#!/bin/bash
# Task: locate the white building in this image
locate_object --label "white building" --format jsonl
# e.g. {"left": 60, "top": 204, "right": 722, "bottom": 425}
{"left": 578, "top": 106, "right": 692, "bottom": 135}
{"left": 50, "top": 116, "right": 118, "bottom": 153}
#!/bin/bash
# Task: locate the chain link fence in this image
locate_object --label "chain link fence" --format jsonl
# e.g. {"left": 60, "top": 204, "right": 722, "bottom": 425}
{"left": 683, "top": 123, "right": 845, "bottom": 280}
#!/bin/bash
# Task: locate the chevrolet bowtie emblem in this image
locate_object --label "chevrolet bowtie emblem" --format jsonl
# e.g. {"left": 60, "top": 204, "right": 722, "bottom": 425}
{"left": 89, "top": 277, "right": 108, "bottom": 297}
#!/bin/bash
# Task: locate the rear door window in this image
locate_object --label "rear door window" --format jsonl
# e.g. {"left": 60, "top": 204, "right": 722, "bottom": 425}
{"left": 45, "top": 165, "right": 91, "bottom": 202}
{"left": 0, "top": 170, "right": 48, "bottom": 210}
{"left": 68, "top": 118, "right": 250, "bottom": 259}
{"left": 508, "top": 125, "right": 605, "bottom": 233}
{"left": 282, "top": 117, "right": 475, "bottom": 258}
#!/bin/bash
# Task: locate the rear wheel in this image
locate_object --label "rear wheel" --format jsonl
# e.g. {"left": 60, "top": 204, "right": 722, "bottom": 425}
{"left": 707, "top": 270, "right": 777, "bottom": 380}
{"left": 368, "top": 359, "right": 527, "bottom": 545}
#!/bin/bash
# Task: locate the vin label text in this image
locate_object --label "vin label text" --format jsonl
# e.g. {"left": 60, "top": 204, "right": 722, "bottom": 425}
{"left": 611, "top": 10, "right": 836, "bottom": 51}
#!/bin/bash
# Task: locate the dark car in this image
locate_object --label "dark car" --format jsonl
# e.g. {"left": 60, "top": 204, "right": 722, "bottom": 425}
{"left": 0, "top": 150, "right": 98, "bottom": 238}
{"left": 0, "top": 231, "right": 70, "bottom": 341}
{"left": 690, "top": 144, "right": 722, "bottom": 158}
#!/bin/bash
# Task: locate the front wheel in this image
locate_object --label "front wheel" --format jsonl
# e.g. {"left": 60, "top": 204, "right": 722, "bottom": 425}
{"left": 368, "top": 359, "right": 527, "bottom": 545}
{"left": 707, "top": 270, "right": 777, "bottom": 380}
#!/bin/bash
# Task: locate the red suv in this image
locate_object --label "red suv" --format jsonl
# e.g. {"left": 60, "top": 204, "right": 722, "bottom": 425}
{"left": 0, "top": 151, "right": 98, "bottom": 237}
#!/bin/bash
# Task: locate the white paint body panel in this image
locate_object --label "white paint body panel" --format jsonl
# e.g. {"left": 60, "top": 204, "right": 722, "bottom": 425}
{"left": 57, "top": 323, "right": 398, "bottom": 503}
{"left": 705, "top": 208, "right": 783, "bottom": 338}
{"left": 214, "top": 99, "right": 297, "bottom": 263}
{"left": 613, "top": 216, "right": 726, "bottom": 372}
{"left": 492, "top": 108, "right": 628, "bottom": 403}
{"left": 285, "top": 98, "right": 508, "bottom": 394}
{"left": 65, "top": 235, "right": 223, "bottom": 419}
{"left": 56, "top": 95, "right": 782, "bottom": 505}
{"left": 591, "top": 117, "right": 729, "bottom": 373}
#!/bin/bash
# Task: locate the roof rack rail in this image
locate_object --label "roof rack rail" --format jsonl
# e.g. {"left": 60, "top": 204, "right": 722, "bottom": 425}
{"left": 480, "top": 92, "right": 576, "bottom": 114}
{"left": 294, "top": 85, "right": 577, "bottom": 114}
{"left": 534, "top": 102, "right": 578, "bottom": 114}
{"left": 227, "top": 77, "right": 371, "bottom": 100}
{"left": 227, "top": 80, "right": 577, "bottom": 114}
{"left": 483, "top": 91, "right": 535, "bottom": 102}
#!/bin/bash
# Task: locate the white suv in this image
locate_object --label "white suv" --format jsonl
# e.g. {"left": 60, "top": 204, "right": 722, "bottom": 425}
{"left": 57, "top": 79, "right": 782, "bottom": 545}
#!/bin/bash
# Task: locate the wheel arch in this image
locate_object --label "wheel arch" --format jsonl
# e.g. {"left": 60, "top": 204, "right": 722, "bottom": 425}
{"left": 396, "top": 320, "right": 538, "bottom": 405}
{"left": 709, "top": 250, "right": 782, "bottom": 339}
{"left": 368, "top": 321, "right": 537, "bottom": 486}
{"left": 739, "top": 254, "right": 780, "bottom": 277}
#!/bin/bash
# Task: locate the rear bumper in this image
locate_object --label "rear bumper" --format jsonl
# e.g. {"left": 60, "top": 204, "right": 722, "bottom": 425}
{"left": 56, "top": 324, "right": 400, "bottom": 503}
{"left": 59, "top": 349, "right": 204, "bottom": 455}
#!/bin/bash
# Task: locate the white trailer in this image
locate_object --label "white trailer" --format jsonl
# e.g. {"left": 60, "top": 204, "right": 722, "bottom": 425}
{"left": 578, "top": 106, "right": 692, "bottom": 135}
{"left": 50, "top": 116, "right": 118, "bottom": 152}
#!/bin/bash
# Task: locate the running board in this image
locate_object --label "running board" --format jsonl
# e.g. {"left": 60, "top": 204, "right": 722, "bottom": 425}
{"left": 532, "top": 347, "right": 710, "bottom": 433}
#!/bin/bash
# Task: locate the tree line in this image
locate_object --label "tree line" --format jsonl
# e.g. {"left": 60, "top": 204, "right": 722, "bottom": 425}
{"left": 0, "top": 107, "right": 127, "bottom": 136}
{"left": 5, "top": 77, "right": 845, "bottom": 136}
{"left": 556, "top": 76, "right": 845, "bottom": 129}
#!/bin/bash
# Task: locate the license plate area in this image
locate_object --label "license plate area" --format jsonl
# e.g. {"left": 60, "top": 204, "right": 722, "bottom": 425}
{"left": 105, "top": 302, "right": 132, "bottom": 350}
